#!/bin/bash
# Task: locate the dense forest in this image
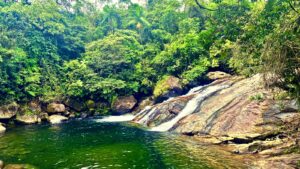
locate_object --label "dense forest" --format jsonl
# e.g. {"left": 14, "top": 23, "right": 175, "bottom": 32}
{"left": 0, "top": 0, "right": 299, "bottom": 113}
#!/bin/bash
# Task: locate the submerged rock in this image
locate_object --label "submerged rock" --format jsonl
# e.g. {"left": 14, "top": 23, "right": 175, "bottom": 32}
{"left": 112, "top": 96, "right": 137, "bottom": 114}
{"left": 48, "top": 115, "right": 68, "bottom": 124}
{"left": 46, "top": 103, "right": 65, "bottom": 113}
{"left": 15, "top": 115, "right": 39, "bottom": 124}
{"left": 0, "top": 103, "right": 19, "bottom": 120}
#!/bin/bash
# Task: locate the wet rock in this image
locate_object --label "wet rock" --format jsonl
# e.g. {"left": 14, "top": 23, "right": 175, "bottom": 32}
{"left": 64, "top": 98, "right": 86, "bottom": 112}
{"left": 134, "top": 95, "right": 194, "bottom": 127}
{"left": 15, "top": 115, "right": 39, "bottom": 124}
{"left": 0, "top": 103, "right": 19, "bottom": 120}
{"left": 46, "top": 103, "right": 65, "bottom": 113}
{"left": 48, "top": 115, "right": 68, "bottom": 124}
{"left": 112, "top": 96, "right": 137, "bottom": 114}
{"left": 0, "top": 123, "right": 6, "bottom": 134}
{"left": 206, "top": 71, "right": 231, "bottom": 80}
{"left": 39, "top": 113, "right": 49, "bottom": 121}
{"left": 153, "top": 76, "right": 183, "bottom": 100}
{"left": 133, "top": 97, "right": 155, "bottom": 113}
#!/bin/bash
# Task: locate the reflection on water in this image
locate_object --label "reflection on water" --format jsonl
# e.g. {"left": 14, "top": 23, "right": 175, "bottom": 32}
{"left": 0, "top": 120, "right": 248, "bottom": 169}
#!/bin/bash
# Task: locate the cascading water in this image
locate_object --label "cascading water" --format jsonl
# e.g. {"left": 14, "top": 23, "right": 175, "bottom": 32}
{"left": 150, "top": 84, "right": 230, "bottom": 132}
{"left": 96, "top": 106, "right": 152, "bottom": 123}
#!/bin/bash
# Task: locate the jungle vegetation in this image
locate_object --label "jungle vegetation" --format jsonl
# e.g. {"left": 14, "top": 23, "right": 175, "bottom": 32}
{"left": 0, "top": 0, "right": 299, "bottom": 110}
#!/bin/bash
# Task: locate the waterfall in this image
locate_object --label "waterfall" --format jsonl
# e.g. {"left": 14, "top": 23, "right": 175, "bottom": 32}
{"left": 150, "top": 84, "right": 230, "bottom": 132}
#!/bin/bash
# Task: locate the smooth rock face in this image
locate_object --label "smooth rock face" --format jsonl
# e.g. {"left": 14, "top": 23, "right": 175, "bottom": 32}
{"left": 112, "top": 96, "right": 137, "bottom": 114}
{"left": 0, "top": 124, "right": 6, "bottom": 133}
{"left": 16, "top": 115, "right": 39, "bottom": 124}
{"left": 0, "top": 103, "right": 19, "bottom": 119}
{"left": 136, "top": 74, "right": 299, "bottom": 139}
{"left": 48, "top": 115, "right": 68, "bottom": 124}
{"left": 46, "top": 103, "right": 65, "bottom": 113}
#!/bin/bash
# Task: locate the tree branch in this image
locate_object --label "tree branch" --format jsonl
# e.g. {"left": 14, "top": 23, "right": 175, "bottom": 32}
{"left": 289, "top": 1, "right": 300, "bottom": 14}
{"left": 194, "top": 0, "right": 216, "bottom": 11}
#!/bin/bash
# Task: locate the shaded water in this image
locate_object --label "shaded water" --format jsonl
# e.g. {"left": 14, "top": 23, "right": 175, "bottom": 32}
{"left": 0, "top": 120, "right": 247, "bottom": 169}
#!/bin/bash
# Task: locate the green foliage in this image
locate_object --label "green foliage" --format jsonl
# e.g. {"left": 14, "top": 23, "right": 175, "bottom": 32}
{"left": 249, "top": 93, "right": 264, "bottom": 102}
{"left": 0, "top": 0, "right": 299, "bottom": 109}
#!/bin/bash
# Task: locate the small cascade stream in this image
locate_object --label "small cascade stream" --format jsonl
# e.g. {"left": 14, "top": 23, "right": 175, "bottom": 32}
{"left": 97, "top": 83, "right": 230, "bottom": 132}
{"left": 150, "top": 84, "right": 229, "bottom": 132}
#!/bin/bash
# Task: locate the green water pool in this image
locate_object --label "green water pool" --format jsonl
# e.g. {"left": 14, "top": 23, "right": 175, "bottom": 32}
{"left": 0, "top": 119, "right": 247, "bottom": 169}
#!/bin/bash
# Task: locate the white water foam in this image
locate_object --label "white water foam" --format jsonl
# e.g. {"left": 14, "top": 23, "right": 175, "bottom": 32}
{"left": 150, "top": 85, "right": 229, "bottom": 132}
{"left": 95, "top": 114, "right": 136, "bottom": 123}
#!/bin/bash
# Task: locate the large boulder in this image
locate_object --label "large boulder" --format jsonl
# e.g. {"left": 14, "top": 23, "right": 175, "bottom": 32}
{"left": 112, "top": 96, "right": 137, "bottom": 114}
{"left": 15, "top": 115, "right": 39, "bottom": 124}
{"left": 153, "top": 76, "right": 183, "bottom": 101}
{"left": 0, "top": 123, "right": 6, "bottom": 134}
{"left": 48, "top": 115, "right": 68, "bottom": 124}
{"left": 206, "top": 71, "right": 231, "bottom": 80}
{"left": 0, "top": 103, "right": 19, "bottom": 120}
{"left": 64, "top": 99, "right": 86, "bottom": 112}
{"left": 46, "top": 103, "right": 65, "bottom": 114}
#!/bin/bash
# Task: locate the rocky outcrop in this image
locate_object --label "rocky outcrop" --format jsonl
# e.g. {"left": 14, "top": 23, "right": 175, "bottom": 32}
{"left": 153, "top": 76, "right": 183, "bottom": 100}
{"left": 46, "top": 103, "right": 65, "bottom": 113}
{"left": 48, "top": 115, "right": 68, "bottom": 124}
{"left": 135, "top": 74, "right": 299, "bottom": 140}
{"left": 15, "top": 115, "right": 39, "bottom": 124}
{"left": 206, "top": 71, "right": 231, "bottom": 80}
{"left": 112, "top": 96, "right": 137, "bottom": 114}
{"left": 0, "top": 103, "right": 19, "bottom": 120}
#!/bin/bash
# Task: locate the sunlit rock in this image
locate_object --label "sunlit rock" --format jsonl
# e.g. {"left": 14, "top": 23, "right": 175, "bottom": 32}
{"left": 46, "top": 103, "right": 66, "bottom": 113}
{"left": 16, "top": 115, "right": 39, "bottom": 124}
{"left": 0, "top": 103, "right": 19, "bottom": 120}
{"left": 48, "top": 115, "right": 68, "bottom": 124}
{"left": 206, "top": 71, "right": 231, "bottom": 80}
